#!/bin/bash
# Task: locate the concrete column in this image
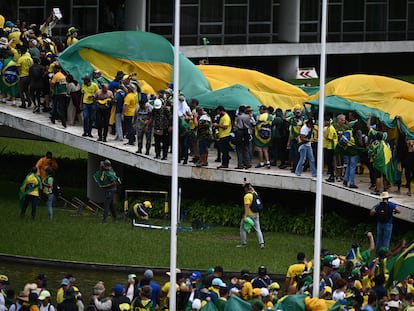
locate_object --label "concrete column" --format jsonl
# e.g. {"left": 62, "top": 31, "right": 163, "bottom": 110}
{"left": 124, "top": 0, "right": 146, "bottom": 31}
{"left": 278, "top": 0, "right": 300, "bottom": 80}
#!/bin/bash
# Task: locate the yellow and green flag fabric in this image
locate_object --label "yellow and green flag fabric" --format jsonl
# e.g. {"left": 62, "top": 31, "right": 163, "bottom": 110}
{"left": 59, "top": 31, "right": 414, "bottom": 139}
{"left": 368, "top": 140, "right": 396, "bottom": 184}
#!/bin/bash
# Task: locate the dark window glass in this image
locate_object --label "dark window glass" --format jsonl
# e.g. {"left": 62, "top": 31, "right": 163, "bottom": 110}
{"left": 389, "top": 21, "right": 406, "bottom": 31}
{"left": 389, "top": 0, "right": 407, "bottom": 19}
{"left": 327, "top": 33, "right": 341, "bottom": 41}
{"left": 19, "top": 0, "right": 43, "bottom": 5}
{"left": 328, "top": 4, "right": 341, "bottom": 32}
{"left": 18, "top": 8, "right": 44, "bottom": 26}
{"left": 73, "top": 7, "right": 97, "bottom": 36}
{"left": 181, "top": 36, "right": 198, "bottom": 45}
{"left": 300, "top": 22, "right": 318, "bottom": 33}
{"left": 344, "top": 0, "right": 364, "bottom": 20}
{"left": 73, "top": 0, "right": 97, "bottom": 4}
{"left": 343, "top": 21, "right": 364, "bottom": 32}
{"left": 342, "top": 33, "right": 364, "bottom": 41}
{"left": 249, "top": 23, "right": 271, "bottom": 33}
{"left": 200, "top": 24, "right": 222, "bottom": 34}
{"left": 365, "top": 32, "right": 386, "bottom": 40}
{"left": 249, "top": 0, "right": 271, "bottom": 21}
{"left": 272, "top": 5, "right": 279, "bottom": 33}
{"left": 366, "top": 4, "right": 386, "bottom": 31}
{"left": 272, "top": 34, "right": 279, "bottom": 43}
{"left": 388, "top": 32, "right": 406, "bottom": 40}
{"left": 301, "top": 0, "right": 319, "bottom": 21}
{"left": 149, "top": 25, "right": 173, "bottom": 37}
{"left": 225, "top": 6, "right": 247, "bottom": 34}
{"left": 181, "top": 6, "right": 198, "bottom": 35}
{"left": 248, "top": 35, "right": 271, "bottom": 44}
{"left": 225, "top": 0, "right": 247, "bottom": 3}
{"left": 182, "top": 0, "right": 198, "bottom": 4}
{"left": 200, "top": 0, "right": 223, "bottom": 22}
{"left": 409, "top": 4, "right": 414, "bottom": 30}
{"left": 300, "top": 33, "right": 318, "bottom": 43}
{"left": 224, "top": 35, "right": 247, "bottom": 43}
{"left": 150, "top": 0, "right": 173, "bottom": 23}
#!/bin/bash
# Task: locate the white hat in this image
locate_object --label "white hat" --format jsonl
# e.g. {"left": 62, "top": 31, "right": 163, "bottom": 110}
{"left": 380, "top": 191, "right": 392, "bottom": 199}
{"left": 331, "top": 258, "right": 341, "bottom": 269}
{"left": 153, "top": 99, "right": 162, "bottom": 109}
{"left": 30, "top": 39, "right": 37, "bottom": 46}
{"left": 387, "top": 300, "right": 400, "bottom": 308}
{"left": 192, "top": 299, "right": 202, "bottom": 310}
{"left": 260, "top": 288, "right": 269, "bottom": 297}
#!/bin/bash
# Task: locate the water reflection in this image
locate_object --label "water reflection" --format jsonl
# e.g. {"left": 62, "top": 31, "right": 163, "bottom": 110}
{"left": 0, "top": 261, "right": 168, "bottom": 296}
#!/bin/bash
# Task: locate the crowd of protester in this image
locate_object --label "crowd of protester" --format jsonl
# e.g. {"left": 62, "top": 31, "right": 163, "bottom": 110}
{"left": 1, "top": 13, "right": 413, "bottom": 195}
{"left": 1, "top": 236, "right": 413, "bottom": 311}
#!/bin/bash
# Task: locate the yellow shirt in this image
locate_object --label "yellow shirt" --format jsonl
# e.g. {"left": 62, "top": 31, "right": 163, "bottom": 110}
{"left": 218, "top": 113, "right": 231, "bottom": 138}
{"left": 67, "top": 37, "right": 78, "bottom": 46}
{"left": 323, "top": 124, "right": 338, "bottom": 150}
{"left": 123, "top": 92, "right": 138, "bottom": 117}
{"left": 244, "top": 192, "right": 258, "bottom": 216}
{"left": 17, "top": 52, "right": 33, "bottom": 77}
{"left": 81, "top": 82, "right": 99, "bottom": 104}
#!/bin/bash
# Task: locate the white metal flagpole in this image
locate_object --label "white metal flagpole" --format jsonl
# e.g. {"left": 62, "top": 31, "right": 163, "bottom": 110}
{"left": 312, "top": 0, "right": 328, "bottom": 298}
{"left": 169, "top": 0, "right": 181, "bottom": 309}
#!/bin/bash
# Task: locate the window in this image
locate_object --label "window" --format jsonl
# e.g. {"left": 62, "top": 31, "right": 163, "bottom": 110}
{"left": 389, "top": 0, "right": 407, "bottom": 19}
{"left": 344, "top": 0, "right": 364, "bottom": 20}
{"left": 366, "top": 4, "right": 386, "bottom": 31}
{"left": 225, "top": 6, "right": 247, "bottom": 34}
{"left": 249, "top": 0, "right": 271, "bottom": 21}
{"left": 181, "top": 6, "right": 198, "bottom": 35}
{"left": 200, "top": 0, "right": 223, "bottom": 22}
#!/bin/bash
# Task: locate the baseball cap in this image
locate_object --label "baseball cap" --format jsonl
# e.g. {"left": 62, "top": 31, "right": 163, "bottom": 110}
{"left": 38, "top": 290, "right": 51, "bottom": 300}
{"left": 144, "top": 269, "right": 153, "bottom": 279}
{"left": 190, "top": 271, "right": 202, "bottom": 280}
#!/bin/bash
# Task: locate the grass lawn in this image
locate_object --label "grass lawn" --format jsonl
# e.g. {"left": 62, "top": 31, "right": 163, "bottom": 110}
{"left": 1, "top": 180, "right": 353, "bottom": 275}
{"left": 0, "top": 137, "right": 87, "bottom": 159}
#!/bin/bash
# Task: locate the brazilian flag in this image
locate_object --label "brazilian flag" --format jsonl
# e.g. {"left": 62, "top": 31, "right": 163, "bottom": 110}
{"left": 369, "top": 140, "right": 396, "bottom": 184}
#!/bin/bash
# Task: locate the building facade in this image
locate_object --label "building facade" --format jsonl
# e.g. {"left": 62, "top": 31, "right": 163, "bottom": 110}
{"left": 4, "top": 0, "right": 414, "bottom": 78}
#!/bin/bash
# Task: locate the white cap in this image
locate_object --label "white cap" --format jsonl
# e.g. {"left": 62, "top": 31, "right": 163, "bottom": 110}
{"left": 153, "top": 99, "right": 162, "bottom": 109}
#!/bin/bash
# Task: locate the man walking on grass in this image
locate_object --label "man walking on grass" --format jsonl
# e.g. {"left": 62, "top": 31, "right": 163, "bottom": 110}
{"left": 237, "top": 183, "right": 264, "bottom": 249}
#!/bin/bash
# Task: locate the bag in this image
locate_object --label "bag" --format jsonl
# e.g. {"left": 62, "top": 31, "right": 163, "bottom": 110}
{"left": 154, "top": 129, "right": 164, "bottom": 136}
{"left": 377, "top": 201, "right": 392, "bottom": 223}
{"left": 250, "top": 192, "right": 263, "bottom": 212}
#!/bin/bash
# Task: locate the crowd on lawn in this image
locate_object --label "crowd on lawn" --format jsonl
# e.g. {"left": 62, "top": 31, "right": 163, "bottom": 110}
{"left": 1, "top": 13, "right": 414, "bottom": 193}
{"left": 0, "top": 235, "right": 413, "bottom": 311}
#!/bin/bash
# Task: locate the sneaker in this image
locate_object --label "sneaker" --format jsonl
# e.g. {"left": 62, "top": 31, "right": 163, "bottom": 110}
{"left": 234, "top": 166, "right": 244, "bottom": 169}
{"left": 236, "top": 244, "right": 246, "bottom": 248}
{"left": 326, "top": 176, "right": 335, "bottom": 182}
{"left": 408, "top": 192, "right": 412, "bottom": 197}
{"left": 279, "top": 164, "right": 288, "bottom": 169}
{"left": 255, "top": 163, "right": 265, "bottom": 168}
{"left": 88, "top": 133, "right": 94, "bottom": 138}
{"left": 217, "top": 165, "right": 228, "bottom": 169}
{"left": 371, "top": 191, "right": 380, "bottom": 195}
{"left": 349, "top": 184, "right": 358, "bottom": 189}
{"left": 343, "top": 180, "right": 348, "bottom": 186}
{"left": 266, "top": 162, "right": 271, "bottom": 169}
{"left": 244, "top": 164, "right": 252, "bottom": 169}
{"left": 82, "top": 133, "right": 88, "bottom": 137}
{"left": 260, "top": 244, "right": 265, "bottom": 249}
{"left": 214, "top": 158, "right": 221, "bottom": 163}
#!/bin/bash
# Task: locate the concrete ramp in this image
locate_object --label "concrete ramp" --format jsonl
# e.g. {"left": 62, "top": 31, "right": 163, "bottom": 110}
{"left": 1, "top": 103, "right": 413, "bottom": 223}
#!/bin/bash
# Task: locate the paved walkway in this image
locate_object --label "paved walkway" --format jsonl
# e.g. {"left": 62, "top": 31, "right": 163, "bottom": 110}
{"left": 1, "top": 101, "right": 413, "bottom": 223}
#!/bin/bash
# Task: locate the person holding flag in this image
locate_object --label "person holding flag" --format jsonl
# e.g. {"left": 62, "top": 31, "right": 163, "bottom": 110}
{"left": 19, "top": 167, "right": 42, "bottom": 220}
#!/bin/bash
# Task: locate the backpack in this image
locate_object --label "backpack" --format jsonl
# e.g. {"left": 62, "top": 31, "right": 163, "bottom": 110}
{"left": 250, "top": 192, "right": 263, "bottom": 212}
{"left": 377, "top": 201, "right": 392, "bottom": 223}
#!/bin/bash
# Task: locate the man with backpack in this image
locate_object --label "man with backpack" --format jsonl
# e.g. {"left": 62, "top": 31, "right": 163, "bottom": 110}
{"left": 237, "top": 183, "right": 264, "bottom": 249}
{"left": 370, "top": 191, "right": 400, "bottom": 255}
